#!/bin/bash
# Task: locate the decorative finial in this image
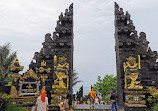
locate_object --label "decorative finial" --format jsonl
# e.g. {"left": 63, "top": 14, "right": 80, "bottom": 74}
{"left": 148, "top": 47, "right": 152, "bottom": 53}
{"left": 126, "top": 11, "right": 130, "bottom": 20}
{"left": 114, "top": 2, "right": 119, "bottom": 9}
{"left": 59, "top": 12, "right": 63, "bottom": 19}
{"left": 69, "top": 3, "right": 73, "bottom": 11}
{"left": 10, "top": 58, "right": 24, "bottom": 72}
{"left": 14, "top": 57, "right": 19, "bottom": 63}
{"left": 41, "top": 60, "right": 46, "bottom": 66}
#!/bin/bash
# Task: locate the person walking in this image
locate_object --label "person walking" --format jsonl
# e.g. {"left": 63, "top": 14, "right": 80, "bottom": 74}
{"left": 95, "top": 96, "right": 99, "bottom": 108}
{"left": 36, "top": 91, "right": 49, "bottom": 111}
{"left": 63, "top": 98, "right": 69, "bottom": 111}
{"left": 89, "top": 88, "right": 96, "bottom": 109}
{"left": 110, "top": 90, "right": 118, "bottom": 111}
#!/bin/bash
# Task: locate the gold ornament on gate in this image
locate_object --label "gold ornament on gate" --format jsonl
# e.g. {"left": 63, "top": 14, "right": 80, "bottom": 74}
{"left": 123, "top": 55, "right": 143, "bottom": 89}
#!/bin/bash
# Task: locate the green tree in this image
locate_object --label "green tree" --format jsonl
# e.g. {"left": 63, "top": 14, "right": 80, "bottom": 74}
{"left": 93, "top": 75, "right": 117, "bottom": 103}
{"left": 0, "top": 43, "right": 16, "bottom": 80}
{"left": 72, "top": 69, "right": 82, "bottom": 87}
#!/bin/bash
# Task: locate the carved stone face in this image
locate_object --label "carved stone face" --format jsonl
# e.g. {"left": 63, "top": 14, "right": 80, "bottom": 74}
{"left": 59, "top": 59, "right": 65, "bottom": 65}
{"left": 33, "top": 52, "right": 39, "bottom": 60}
{"left": 127, "top": 56, "right": 136, "bottom": 66}
{"left": 129, "top": 59, "right": 135, "bottom": 66}
{"left": 58, "top": 56, "right": 67, "bottom": 65}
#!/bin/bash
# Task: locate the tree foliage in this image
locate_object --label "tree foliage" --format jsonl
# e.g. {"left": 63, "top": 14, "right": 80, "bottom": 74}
{"left": 0, "top": 43, "right": 16, "bottom": 80}
{"left": 72, "top": 69, "right": 82, "bottom": 87}
{"left": 93, "top": 75, "right": 117, "bottom": 103}
{"left": 146, "top": 86, "right": 158, "bottom": 108}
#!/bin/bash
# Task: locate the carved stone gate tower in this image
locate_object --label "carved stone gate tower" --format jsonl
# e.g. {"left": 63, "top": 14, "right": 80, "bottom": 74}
{"left": 9, "top": 4, "right": 73, "bottom": 110}
{"left": 115, "top": 2, "right": 158, "bottom": 111}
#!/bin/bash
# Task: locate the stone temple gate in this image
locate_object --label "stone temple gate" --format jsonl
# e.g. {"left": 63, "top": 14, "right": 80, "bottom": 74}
{"left": 9, "top": 3, "right": 73, "bottom": 110}
{"left": 115, "top": 2, "right": 158, "bottom": 111}
{"left": 5, "top": 2, "right": 158, "bottom": 111}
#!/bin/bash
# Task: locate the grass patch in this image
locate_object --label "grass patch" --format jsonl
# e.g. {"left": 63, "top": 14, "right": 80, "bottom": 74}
{"left": 6, "top": 103, "right": 25, "bottom": 111}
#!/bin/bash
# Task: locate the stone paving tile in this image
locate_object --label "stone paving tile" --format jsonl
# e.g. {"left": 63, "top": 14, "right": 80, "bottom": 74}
{"left": 74, "top": 104, "right": 125, "bottom": 111}
{"left": 74, "top": 104, "right": 111, "bottom": 109}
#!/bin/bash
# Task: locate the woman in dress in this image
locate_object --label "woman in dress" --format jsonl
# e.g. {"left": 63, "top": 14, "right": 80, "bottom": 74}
{"left": 36, "top": 91, "right": 49, "bottom": 111}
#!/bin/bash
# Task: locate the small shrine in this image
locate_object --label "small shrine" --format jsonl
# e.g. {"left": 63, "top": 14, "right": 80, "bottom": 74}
{"left": 9, "top": 58, "right": 48, "bottom": 107}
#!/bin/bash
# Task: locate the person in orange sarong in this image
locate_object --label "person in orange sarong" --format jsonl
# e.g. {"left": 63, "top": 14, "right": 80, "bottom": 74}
{"left": 89, "top": 88, "right": 96, "bottom": 109}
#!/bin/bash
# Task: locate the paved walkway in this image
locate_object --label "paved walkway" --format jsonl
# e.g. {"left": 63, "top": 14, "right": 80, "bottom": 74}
{"left": 74, "top": 104, "right": 124, "bottom": 111}
{"left": 74, "top": 104, "right": 111, "bottom": 110}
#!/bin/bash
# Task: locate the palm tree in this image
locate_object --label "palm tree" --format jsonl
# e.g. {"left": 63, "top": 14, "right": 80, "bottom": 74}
{"left": 0, "top": 43, "right": 16, "bottom": 80}
{"left": 72, "top": 69, "right": 82, "bottom": 87}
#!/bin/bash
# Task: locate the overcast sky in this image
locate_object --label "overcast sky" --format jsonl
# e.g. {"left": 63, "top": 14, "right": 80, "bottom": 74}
{"left": 0, "top": 0, "right": 158, "bottom": 91}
